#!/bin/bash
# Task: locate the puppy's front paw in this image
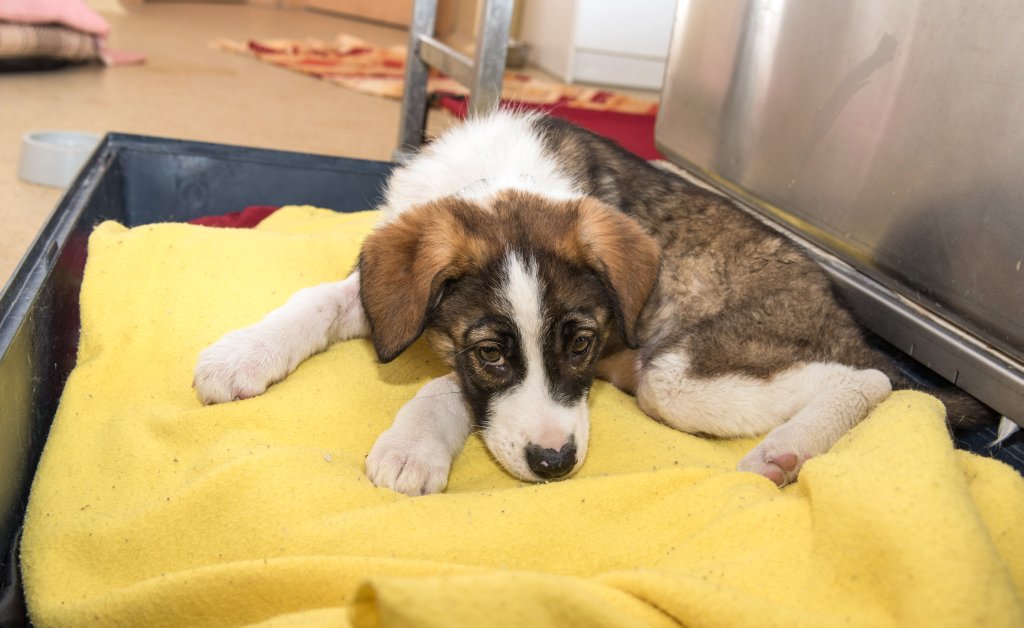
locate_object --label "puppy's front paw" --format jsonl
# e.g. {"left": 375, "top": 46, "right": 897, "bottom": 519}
{"left": 366, "top": 429, "right": 452, "bottom": 496}
{"left": 737, "top": 424, "right": 809, "bottom": 487}
{"left": 193, "top": 327, "right": 291, "bottom": 404}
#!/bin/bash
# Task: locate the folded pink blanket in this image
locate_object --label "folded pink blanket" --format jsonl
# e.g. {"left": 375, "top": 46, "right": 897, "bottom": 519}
{"left": 0, "top": 0, "right": 109, "bottom": 36}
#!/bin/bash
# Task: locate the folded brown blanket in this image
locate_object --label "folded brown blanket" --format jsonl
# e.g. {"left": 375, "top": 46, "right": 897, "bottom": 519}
{"left": 0, "top": 22, "right": 99, "bottom": 69}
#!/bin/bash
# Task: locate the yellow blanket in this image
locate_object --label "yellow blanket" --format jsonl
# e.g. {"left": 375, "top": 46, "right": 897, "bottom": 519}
{"left": 21, "top": 206, "right": 1024, "bottom": 627}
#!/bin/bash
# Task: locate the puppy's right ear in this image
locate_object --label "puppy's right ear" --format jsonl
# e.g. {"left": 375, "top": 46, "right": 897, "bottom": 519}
{"left": 359, "top": 200, "right": 487, "bottom": 362}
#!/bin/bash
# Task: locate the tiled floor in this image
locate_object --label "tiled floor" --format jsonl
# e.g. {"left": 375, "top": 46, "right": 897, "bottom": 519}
{"left": 0, "top": 3, "right": 463, "bottom": 288}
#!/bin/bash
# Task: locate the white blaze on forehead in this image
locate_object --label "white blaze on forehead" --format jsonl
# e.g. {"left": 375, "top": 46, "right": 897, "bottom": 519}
{"left": 502, "top": 252, "right": 545, "bottom": 382}
{"left": 482, "top": 252, "right": 590, "bottom": 481}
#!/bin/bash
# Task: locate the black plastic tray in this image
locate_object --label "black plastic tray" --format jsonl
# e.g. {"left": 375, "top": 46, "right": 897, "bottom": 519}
{"left": 1, "top": 134, "right": 1020, "bottom": 625}
{"left": 0, "top": 135, "right": 394, "bottom": 621}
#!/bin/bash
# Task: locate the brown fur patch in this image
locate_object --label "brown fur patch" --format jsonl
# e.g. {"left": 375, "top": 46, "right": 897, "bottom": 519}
{"left": 359, "top": 191, "right": 662, "bottom": 362}
{"left": 359, "top": 198, "right": 495, "bottom": 361}
{"left": 573, "top": 198, "right": 661, "bottom": 347}
{"left": 533, "top": 114, "right": 894, "bottom": 379}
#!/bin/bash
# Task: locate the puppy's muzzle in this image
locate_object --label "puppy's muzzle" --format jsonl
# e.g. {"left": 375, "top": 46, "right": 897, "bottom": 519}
{"left": 525, "top": 435, "right": 577, "bottom": 480}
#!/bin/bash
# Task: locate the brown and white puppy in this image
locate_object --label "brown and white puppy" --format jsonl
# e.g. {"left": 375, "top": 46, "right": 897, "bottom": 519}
{"left": 194, "top": 110, "right": 990, "bottom": 495}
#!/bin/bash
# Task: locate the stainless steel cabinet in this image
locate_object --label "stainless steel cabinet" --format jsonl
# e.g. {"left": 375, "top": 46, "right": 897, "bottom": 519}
{"left": 656, "top": 0, "right": 1023, "bottom": 423}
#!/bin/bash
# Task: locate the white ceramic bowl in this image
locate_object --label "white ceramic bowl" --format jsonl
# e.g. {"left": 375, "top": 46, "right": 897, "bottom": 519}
{"left": 18, "top": 131, "right": 101, "bottom": 188}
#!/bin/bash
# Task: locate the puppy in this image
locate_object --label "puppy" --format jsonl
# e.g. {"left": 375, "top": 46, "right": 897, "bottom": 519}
{"left": 194, "top": 110, "right": 989, "bottom": 494}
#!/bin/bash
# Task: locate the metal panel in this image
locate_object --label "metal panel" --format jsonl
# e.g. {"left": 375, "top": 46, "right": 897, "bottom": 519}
{"left": 656, "top": 0, "right": 1024, "bottom": 424}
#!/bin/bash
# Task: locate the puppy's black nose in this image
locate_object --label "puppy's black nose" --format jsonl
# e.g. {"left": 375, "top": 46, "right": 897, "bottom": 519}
{"left": 525, "top": 436, "right": 577, "bottom": 480}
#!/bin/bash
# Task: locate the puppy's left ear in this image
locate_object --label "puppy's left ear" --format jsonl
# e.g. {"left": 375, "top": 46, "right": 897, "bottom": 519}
{"left": 575, "top": 198, "right": 661, "bottom": 349}
{"left": 359, "top": 200, "right": 487, "bottom": 362}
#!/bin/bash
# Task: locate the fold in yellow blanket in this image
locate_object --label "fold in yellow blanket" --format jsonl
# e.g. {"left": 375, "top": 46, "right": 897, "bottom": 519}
{"left": 21, "top": 206, "right": 1024, "bottom": 627}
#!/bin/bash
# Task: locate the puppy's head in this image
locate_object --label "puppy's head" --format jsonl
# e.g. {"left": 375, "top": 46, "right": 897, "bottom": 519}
{"left": 359, "top": 191, "right": 660, "bottom": 482}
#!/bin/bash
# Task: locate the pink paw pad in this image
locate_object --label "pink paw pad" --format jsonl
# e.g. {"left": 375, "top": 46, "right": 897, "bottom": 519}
{"left": 737, "top": 441, "right": 813, "bottom": 487}
{"left": 760, "top": 464, "right": 787, "bottom": 486}
{"left": 768, "top": 453, "right": 799, "bottom": 473}
{"left": 762, "top": 453, "right": 806, "bottom": 487}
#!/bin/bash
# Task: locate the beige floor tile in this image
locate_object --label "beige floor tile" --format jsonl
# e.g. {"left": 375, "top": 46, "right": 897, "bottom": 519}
{"left": 0, "top": 4, "right": 454, "bottom": 287}
{"left": 0, "top": 3, "right": 655, "bottom": 289}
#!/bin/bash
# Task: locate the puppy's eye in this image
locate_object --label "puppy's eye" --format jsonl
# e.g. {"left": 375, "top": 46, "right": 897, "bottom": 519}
{"left": 571, "top": 334, "right": 592, "bottom": 355}
{"left": 478, "top": 345, "right": 504, "bottom": 365}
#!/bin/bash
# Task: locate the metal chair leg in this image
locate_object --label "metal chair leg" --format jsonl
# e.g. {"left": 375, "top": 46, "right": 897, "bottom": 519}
{"left": 469, "top": 0, "right": 514, "bottom": 117}
{"left": 394, "top": 0, "right": 515, "bottom": 160}
{"left": 394, "top": 0, "right": 439, "bottom": 162}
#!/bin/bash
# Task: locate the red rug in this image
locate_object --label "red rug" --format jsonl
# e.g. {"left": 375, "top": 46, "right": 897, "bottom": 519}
{"left": 438, "top": 96, "right": 662, "bottom": 160}
{"left": 214, "top": 34, "right": 661, "bottom": 159}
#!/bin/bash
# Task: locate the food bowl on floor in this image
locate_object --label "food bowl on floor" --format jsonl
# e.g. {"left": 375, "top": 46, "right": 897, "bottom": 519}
{"left": 18, "top": 131, "right": 101, "bottom": 188}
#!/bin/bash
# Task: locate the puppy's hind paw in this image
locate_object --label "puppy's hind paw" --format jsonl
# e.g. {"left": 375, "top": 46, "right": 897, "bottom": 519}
{"left": 366, "top": 430, "right": 452, "bottom": 497}
{"left": 738, "top": 441, "right": 805, "bottom": 487}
